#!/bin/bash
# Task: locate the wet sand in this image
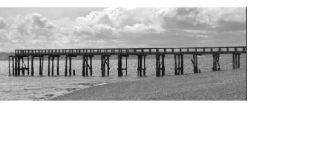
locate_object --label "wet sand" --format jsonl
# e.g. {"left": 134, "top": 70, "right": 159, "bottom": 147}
{"left": 53, "top": 69, "right": 246, "bottom": 100}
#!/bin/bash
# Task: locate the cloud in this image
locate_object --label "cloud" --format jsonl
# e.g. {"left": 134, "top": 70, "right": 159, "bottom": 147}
{"left": 0, "top": 7, "right": 246, "bottom": 52}
{"left": 0, "top": 13, "right": 73, "bottom": 51}
{"left": 160, "top": 7, "right": 246, "bottom": 32}
{"left": 0, "top": 17, "right": 6, "bottom": 29}
{"left": 72, "top": 7, "right": 165, "bottom": 40}
{"left": 30, "top": 13, "right": 55, "bottom": 29}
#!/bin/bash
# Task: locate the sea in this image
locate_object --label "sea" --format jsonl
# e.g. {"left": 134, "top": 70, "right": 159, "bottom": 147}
{"left": 0, "top": 54, "right": 246, "bottom": 100}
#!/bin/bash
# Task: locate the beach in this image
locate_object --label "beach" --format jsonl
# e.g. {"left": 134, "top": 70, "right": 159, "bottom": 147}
{"left": 54, "top": 68, "right": 246, "bottom": 100}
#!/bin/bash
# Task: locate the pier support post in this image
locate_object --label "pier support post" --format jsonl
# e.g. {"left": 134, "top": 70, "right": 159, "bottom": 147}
{"left": 180, "top": 54, "right": 184, "bottom": 75}
{"left": 65, "top": 55, "right": 68, "bottom": 76}
{"left": 174, "top": 54, "right": 183, "bottom": 75}
{"left": 69, "top": 56, "right": 72, "bottom": 76}
{"left": 82, "top": 55, "right": 93, "bottom": 77}
{"left": 8, "top": 57, "right": 11, "bottom": 76}
{"left": 51, "top": 56, "right": 54, "bottom": 76}
{"left": 125, "top": 55, "right": 128, "bottom": 76}
{"left": 177, "top": 54, "right": 180, "bottom": 75}
{"left": 15, "top": 57, "right": 19, "bottom": 76}
{"left": 156, "top": 54, "right": 160, "bottom": 77}
{"left": 12, "top": 57, "right": 15, "bottom": 76}
{"left": 41, "top": 56, "right": 44, "bottom": 76}
{"left": 107, "top": 56, "right": 110, "bottom": 76}
{"left": 82, "top": 56, "right": 86, "bottom": 76}
{"left": 192, "top": 54, "right": 199, "bottom": 73}
{"left": 101, "top": 55, "right": 110, "bottom": 77}
{"left": 212, "top": 54, "right": 220, "bottom": 71}
{"left": 15, "top": 57, "right": 17, "bottom": 76}
{"left": 48, "top": 56, "right": 51, "bottom": 76}
{"left": 118, "top": 55, "right": 123, "bottom": 77}
{"left": 31, "top": 56, "right": 34, "bottom": 76}
{"left": 21, "top": 57, "right": 25, "bottom": 76}
{"left": 137, "top": 55, "right": 141, "bottom": 77}
{"left": 27, "top": 56, "right": 29, "bottom": 76}
{"left": 101, "top": 55, "right": 105, "bottom": 77}
{"left": 174, "top": 54, "right": 177, "bottom": 75}
{"left": 161, "top": 54, "right": 165, "bottom": 76}
{"left": 18, "top": 57, "right": 21, "bottom": 76}
{"left": 85, "top": 56, "right": 89, "bottom": 76}
{"left": 137, "top": 55, "right": 146, "bottom": 77}
{"left": 90, "top": 56, "right": 93, "bottom": 76}
{"left": 156, "top": 54, "right": 165, "bottom": 77}
{"left": 143, "top": 55, "right": 146, "bottom": 76}
{"left": 237, "top": 54, "right": 240, "bottom": 69}
{"left": 232, "top": 53, "right": 240, "bottom": 69}
{"left": 39, "top": 57, "right": 42, "bottom": 76}
{"left": 57, "top": 56, "right": 59, "bottom": 76}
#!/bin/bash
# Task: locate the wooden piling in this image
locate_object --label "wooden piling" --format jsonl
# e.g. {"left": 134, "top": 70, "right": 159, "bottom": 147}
{"left": 125, "top": 55, "right": 128, "bottom": 76}
{"left": 137, "top": 55, "right": 147, "bottom": 77}
{"left": 181, "top": 54, "right": 184, "bottom": 74}
{"left": 8, "top": 57, "right": 11, "bottom": 76}
{"left": 90, "top": 56, "right": 93, "bottom": 76}
{"left": 232, "top": 54, "right": 234, "bottom": 69}
{"left": 238, "top": 54, "right": 240, "bottom": 68}
{"left": 156, "top": 54, "right": 160, "bottom": 77}
{"left": 212, "top": 54, "right": 220, "bottom": 71}
{"left": 174, "top": 54, "right": 177, "bottom": 75}
{"left": 17, "top": 57, "right": 20, "bottom": 76}
{"left": 31, "top": 56, "right": 34, "bottom": 76}
{"left": 101, "top": 55, "right": 105, "bottom": 77}
{"left": 69, "top": 56, "right": 72, "bottom": 76}
{"left": 161, "top": 55, "right": 165, "bottom": 76}
{"left": 22, "top": 57, "right": 25, "bottom": 76}
{"left": 12, "top": 57, "right": 15, "bottom": 76}
{"left": 14, "top": 57, "right": 17, "bottom": 76}
{"left": 143, "top": 55, "right": 146, "bottom": 76}
{"left": 118, "top": 55, "right": 123, "bottom": 77}
{"left": 107, "top": 56, "right": 110, "bottom": 76}
{"left": 101, "top": 55, "right": 110, "bottom": 77}
{"left": 82, "top": 56, "right": 85, "bottom": 77}
{"left": 41, "top": 56, "right": 44, "bottom": 76}
{"left": 57, "top": 56, "right": 59, "bottom": 76}
{"left": 177, "top": 54, "right": 181, "bottom": 75}
{"left": 65, "top": 55, "right": 68, "bottom": 76}
{"left": 85, "top": 56, "right": 88, "bottom": 76}
{"left": 51, "top": 56, "right": 54, "bottom": 76}
{"left": 193, "top": 54, "right": 199, "bottom": 73}
{"left": 137, "top": 55, "right": 141, "bottom": 76}
{"left": 39, "top": 57, "right": 42, "bottom": 76}
{"left": 27, "top": 56, "right": 29, "bottom": 76}
{"left": 232, "top": 53, "right": 240, "bottom": 69}
{"left": 48, "top": 56, "right": 51, "bottom": 76}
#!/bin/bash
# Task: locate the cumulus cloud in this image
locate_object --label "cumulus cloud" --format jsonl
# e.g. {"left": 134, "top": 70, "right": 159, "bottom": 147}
{"left": 0, "top": 17, "right": 6, "bottom": 29}
{"left": 0, "top": 7, "right": 246, "bottom": 52}
{"left": 160, "top": 7, "right": 246, "bottom": 32}
{"left": 73, "top": 7, "right": 165, "bottom": 41}
{"left": 30, "top": 13, "right": 55, "bottom": 29}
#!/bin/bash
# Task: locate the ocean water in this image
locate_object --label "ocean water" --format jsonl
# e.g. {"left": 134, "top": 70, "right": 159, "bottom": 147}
{"left": 0, "top": 54, "right": 246, "bottom": 100}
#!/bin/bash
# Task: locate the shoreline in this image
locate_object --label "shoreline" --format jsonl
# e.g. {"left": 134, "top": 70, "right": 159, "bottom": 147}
{"left": 53, "top": 68, "right": 247, "bottom": 100}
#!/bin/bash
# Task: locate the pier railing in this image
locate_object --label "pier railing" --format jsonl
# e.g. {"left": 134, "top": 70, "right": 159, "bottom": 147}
{"left": 14, "top": 46, "right": 246, "bottom": 56}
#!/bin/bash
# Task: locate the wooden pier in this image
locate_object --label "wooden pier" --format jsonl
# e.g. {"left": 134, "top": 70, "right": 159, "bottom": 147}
{"left": 8, "top": 46, "right": 246, "bottom": 77}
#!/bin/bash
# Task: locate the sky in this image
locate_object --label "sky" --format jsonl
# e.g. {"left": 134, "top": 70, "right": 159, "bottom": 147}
{"left": 0, "top": 7, "right": 246, "bottom": 52}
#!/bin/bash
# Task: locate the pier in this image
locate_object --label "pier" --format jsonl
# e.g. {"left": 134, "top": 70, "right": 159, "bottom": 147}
{"left": 8, "top": 46, "right": 246, "bottom": 77}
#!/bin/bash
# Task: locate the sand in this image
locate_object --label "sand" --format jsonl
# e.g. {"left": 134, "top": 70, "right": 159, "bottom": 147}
{"left": 53, "top": 69, "right": 246, "bottom": 100}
